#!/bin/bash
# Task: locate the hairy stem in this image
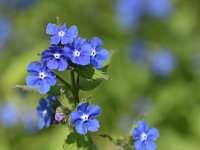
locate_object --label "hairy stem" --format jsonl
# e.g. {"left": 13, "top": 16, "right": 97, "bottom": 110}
{"left": 70, "top": 70, "right": 79, "bottom": 105}
{"left": 54, "top": 72, "right": 72, "bottom": 90}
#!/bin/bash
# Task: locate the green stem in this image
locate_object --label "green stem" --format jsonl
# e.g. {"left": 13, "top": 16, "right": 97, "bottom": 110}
{"left": 54, "top": 72, "right": 72, "bottom": 90}
{"left": 70, "top": 70, "right": 79, "bottom": 105}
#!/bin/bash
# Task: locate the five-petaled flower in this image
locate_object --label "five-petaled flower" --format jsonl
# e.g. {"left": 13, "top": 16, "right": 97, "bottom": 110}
{"left": 46, "top": 23, "right": 78, "bottom": 45}
{"left": 41, "top": 46, "right": 69, "bottom": 71}
{"left": 70, "top": 102, "right": 101, "bottom": 135}
{"left": 64, "top": 38, "right": 91, "bottom": 65}
{"left": 133, "top": 120, "right": 159, "bottom": 150}
{"left": 37, "top": 98, "right": 51, "bottom": 129}
{"left": 26, "top": 61, "right": 56, "bottom": 94}
{"left": 88, "top": 37, "right": 110, "bottom": 68}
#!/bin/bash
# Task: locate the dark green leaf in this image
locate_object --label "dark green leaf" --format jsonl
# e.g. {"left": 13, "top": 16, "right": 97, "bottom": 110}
{"left": 63, "top": 129, "right": 98, "bottom": 150}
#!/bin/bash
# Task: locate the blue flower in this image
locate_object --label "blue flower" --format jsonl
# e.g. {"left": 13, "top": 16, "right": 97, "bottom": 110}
{"left": 146, "top": 0, "right": 173, "bottom": 18}
{"left": 55, "top": 107, "right": 63, "bottom": 122}
{"left": 149, "top": 50, "right": 176, "bottom": 77}
{"left": 47, "top": 94, "right": 58, "bottom": 107}
{"left": 133, "top": 120, "right": 159, "bottom": 150}
{"left": 128, "top": 39, "right": 147, "bottom": 64}
{"left": 46, "top": 23, "right": 78, "bottom": 45}
{"left": 64, "top": 38, "right": 91, "bottom": 65}
{"left": 70, "top": 102, "right": 101, "bottom": 135}
{"left": 37, "top": 98, "right": 51, "bottom": 129}
{"left": 0, "top": 103, "right": 19, "bottom": 127}
{"left": 26, "top": 61, "right": 56, "bottom": 94}
{"left": 87, "top": 37, "right": 109, "bottom": 68}
{"left": 41, "top": 46, "right": 69, "bottom": 71}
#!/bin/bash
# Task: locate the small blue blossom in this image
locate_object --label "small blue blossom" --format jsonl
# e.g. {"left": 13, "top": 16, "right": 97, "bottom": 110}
{"left": 0, "top": 103, "right": 19, "bottom": 127}
{"left": 128, "top": 39, "right": 147, "bottom": 64}
{"left": 37, "top": 98, "right": 51, "bottom": 129}
{"left": 64, "top": 38, "right": 91, "bottom": 66}
{"left": 46, "top": 23, "right": 78, "bottom": 45}
{"left": 149, "top": 50, "right": 176, "bottom": 77}
{"left": 133, "top": 120, "right": 159, "bottom": 150}
{"left": 41, "top": 46, "right": 69, "bottom": 71}
{"left": 87, "top": 37, "right": 109, "bottom": 68}
{"left": 70, "top": 102, "right": 101, "bottom": 135}
{"left": 26, "top": 61, "right": 56, "bottom": 94}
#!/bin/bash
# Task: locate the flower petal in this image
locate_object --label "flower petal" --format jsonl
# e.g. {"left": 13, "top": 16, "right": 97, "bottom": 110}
{"left": 47, "top": 59, "right": 59, "bottom": 70}
{"left": 78, "top": 56, "right": 90, "bottom": 65}
{"left": 38, "top": 119, "right": 45, "bottom": 129}
{"left": 67, "top": 25, "right": 78, "bottom": 38}
{"left": 50, "top": 35, "right": 60, "bottom": 45}
{"left": 96, "top": 49, "right": 109, "bottom": 61}
{"left": 71, "top": 111, "right": 81, "bottom": 125}
{"left": 26, "top": 75, "right": 39, "bottom": 88}
{"left": 133, "top": 128, "right": 142, "bottom": 140}
{"left": 134, "top": 140, "right": 144, "bottom": 150}
{"left": 75, "top": 120, "right": 87, "bottom": 135}
{"left": 147, "top": 127, "right": 159, "bottom": 141}
{"left": 91, "top": 37, "right": 102, "bottom": 49}
{"left": 77, "top": 102, "right": 89, "bottom": 112}
{"left": 60, "top": 23, "right": 67, "bottom": 31}
{"left": 27, "top": 61, "right": 40, "bottom": 73}
{"left": 137, "top": 120, "right": 148, "bottom": 132}
{"left": 61, "top": 36, "right": 73, "bottom": 45}
{"left": 38, "top": 80, "right": 50, "bottom": 94}
{"left": 91, "top": 58, "right": 102, "bottom": 68}
{"left": 145, "top": 141, "right": 156, "bottom": 150}
{"left": 87, "top": 119, "right": 100, "bottom": 132}
{"left": 58, "top": 59, "right": 68, "bottom": 71}
{"left": 46, "top": 23, "right": 58, "bottom": 35}
{"left": 87, "top": 105, "right": 101, "bottom": 118}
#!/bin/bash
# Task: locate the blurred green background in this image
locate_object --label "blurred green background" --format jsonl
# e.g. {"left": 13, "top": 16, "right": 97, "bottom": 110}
{"left": 1, "top": 0, "right": 200, "bottom": 149}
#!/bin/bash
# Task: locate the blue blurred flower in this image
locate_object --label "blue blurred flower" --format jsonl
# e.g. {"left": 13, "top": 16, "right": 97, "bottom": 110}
{"left": 70, "top": 102, "right": 101, "bottom": 135}
{"left": 115, "top": 0, "right": 145, "bottom": 30}
{"left": 0, "top": 103, "right": 19, "bottom": 127}
{"left": 41, "top": 46, "right": 69, "bottom": 71}
{"left": 64, "top": 38, "right": 91, "bottom": 65}
{"left": 0, "top": 17, "right": 12, "bottom": 50}
{"left": 146, "top": 0, "right": 173, "bottom": 18}
{"left": 87, "top": 37, "right": 110, "bottom": 68}
{"left": 133, "top": 120, "right": 159, "bottom": 150}
{"left": 26, "top": 61, "right": 56, "bottom": 94}
{"left": 46, "top": 23, "right": 78, "bottom": 45}
{"left": 148, "top": 50, "right": 176, "bottom": 77}
{"left": 128, "top": 39, "right": 147, "bottom": 64}
{"left": 37, "top": 98, "right": 51, "bottom": 129}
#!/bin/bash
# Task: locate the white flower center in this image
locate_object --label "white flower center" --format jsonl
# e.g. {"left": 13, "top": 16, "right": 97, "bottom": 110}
{"left": 54, "top": 53, "right": 61, "bottom": 59}
{"left": 74, "top": 50, "right": 81, "bottom": 57}
{"left": 39, "top": 72, "right": 46, "bottom": 80}
{"left": 141, "top": 132, "right": 148, "bottom": 141}
{"left": 81, "top": 114, "right": 89, "bottom": 121}
{"left": 42, "top": 109, "right": 48, "bottom": 117}
{"left": 58, "top": 31, "right": 65, "bottom": 37}
{"left": 90, "top": 49, "right": 96, "bottom": 57}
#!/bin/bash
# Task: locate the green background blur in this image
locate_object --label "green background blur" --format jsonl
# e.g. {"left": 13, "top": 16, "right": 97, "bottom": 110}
{"left": 1, "top": 0, "right": 200, "bottom": 149}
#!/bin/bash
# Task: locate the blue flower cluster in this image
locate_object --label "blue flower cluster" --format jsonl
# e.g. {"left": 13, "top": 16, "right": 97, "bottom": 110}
{"left": 26, "top": 23, "right": 109, "bottom": 94}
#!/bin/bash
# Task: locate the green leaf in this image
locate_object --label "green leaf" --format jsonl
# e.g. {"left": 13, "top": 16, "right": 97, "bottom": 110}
{"left": 75, "top": 65, "right": 110, "bottom": 80}
{"left": 79, "top": 78, "right": 102, "bottom": 91}
{"left": 59, "top": 89, "right": 75, "bottom": 111}
{"left": 63, "top": 129, "right": 98, "bottom": 150}
{"left": 14, "top": 85, "right": 37, "bottom": 92}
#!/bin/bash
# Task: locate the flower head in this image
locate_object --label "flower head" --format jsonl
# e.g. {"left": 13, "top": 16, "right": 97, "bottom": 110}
{"left": 87, "top": 37, "right": 109, "bottom": 68}
{"left": 37, "top": 98, "right": 51, "bottom": 129}
{"left": 133, "top": 120, "right": 159, "bottom": 150}
{"left": 55, "top": 107, "right": 64, "bottom": 122}
{"left": 70, "top": 102, "right": 101, "bottom": 135}
{"left": 26, "top": 61, "right": 56, "bottom": 94}
{"left": 64, "top": 38, "right": 91, "bottom": 65}
{"left": 41, "top": 46, "right": 69, "bottom": 71}
{"left": 46, "top": 23, "right": 78, "bottom": 45}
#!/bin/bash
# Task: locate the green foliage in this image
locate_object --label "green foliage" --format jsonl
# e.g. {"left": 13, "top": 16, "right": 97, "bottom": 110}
{"left": 63, "top": 129, "right": 98, "bottom": 150}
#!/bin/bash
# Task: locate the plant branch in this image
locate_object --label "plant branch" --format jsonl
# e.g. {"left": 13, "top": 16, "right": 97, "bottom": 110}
{"left": 54, "top": 72, "right": 72, "bottom": 90}
{"left": 70, "top": 70, "right": 79, "bottom": 105}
